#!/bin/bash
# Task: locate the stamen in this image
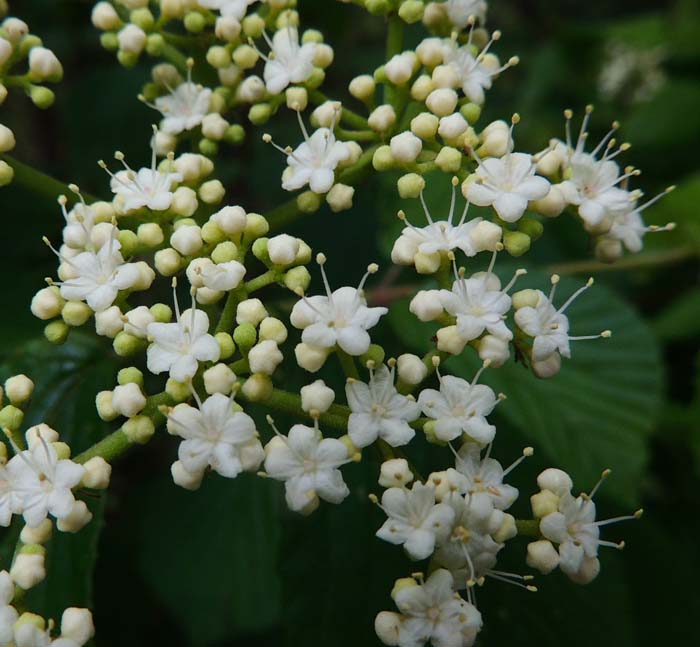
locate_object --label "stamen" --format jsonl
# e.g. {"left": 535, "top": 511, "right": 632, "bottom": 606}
{"left": 557, "top": 277, "right": 593, "bottom": 314}
{"left": 502, "top": 446, "right": 534, "bottom": 477}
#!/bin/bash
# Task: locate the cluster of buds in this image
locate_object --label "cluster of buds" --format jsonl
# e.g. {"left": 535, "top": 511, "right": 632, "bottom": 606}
{"left": 0, "top": 15, "right": 63, "bottom": 186}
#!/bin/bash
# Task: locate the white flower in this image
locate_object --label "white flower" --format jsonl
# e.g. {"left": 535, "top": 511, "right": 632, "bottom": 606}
{"left": 53, "top": 235, "right": 140, "bottom": 312}
{"left": 264, "top": 422, "right": 350, "bottom": 513}
{"left": 167, "top": 392, "right": 262, "bottom": 479}
{"left": 466, "top": 151, "right": 551, "bottom": 222}
{"left": 151, "top": 81, "right": 213, "bottom": 135}
{"left": 439, "top": 256, "right": 525, "bottom": 343}
{"left": 346, "top": 364, "right": 420, "bottom": 448}
{"left": 418, "top": 363, "right": 498, "bottom": 444}
{"left": 290, "top": 255, "right": 387, "bottom": 356}
{"left": 0, "top": 571, "right": 18, "bottom": 645}
{"left": 375, "top": 482, "right": 454, "bottom": 560}
{"left": 391, "top": 180, "right": 502, "bottom": 264}
{"left": 266, "top": 111, "right": 350, "bottom": 194}
{"left": 199, "top": 0, "right": 259, "bottom": 20}
{"left": 0, "top": 464, "right": 19, "bottom": 527}
{"left": 58, "top": 193, "right": 101, "bottom": 251}
{"left": 442, "top": 33, "right": 516, "bottom": 105}
{"left": 514, "top": 275, "right": 608, "bottom": 362}
{"left": 101, "top": 142, "right": 182, "bottom": 213}
{"left": 445, "top": 0, "right": 488, "bottom": 29}
{"left": 146, "top": 282, "right": 221, "bottom": 382}
{"left": 7, "top": 433, "right": 85, "bottom": 528}
{"left": 383, "top": 569, "right": 482, "bottom": 647}
{"left": 262, "top": 26, "right": 317, "bottom": 94}
{"left": 452, "top": 442, "right": 525, "bottom": 510}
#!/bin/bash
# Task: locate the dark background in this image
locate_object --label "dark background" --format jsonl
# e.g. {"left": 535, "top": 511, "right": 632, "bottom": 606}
{"left": 1, "top": 0, "right": 699, "bottom": 645}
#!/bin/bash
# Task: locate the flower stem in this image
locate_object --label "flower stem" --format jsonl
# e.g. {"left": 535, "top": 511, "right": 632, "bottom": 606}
{"left": 337, "top": 349, "right": 360, "bottom": 380}
{"left": 547, "top": 245, "right": 697, "bottom": 275}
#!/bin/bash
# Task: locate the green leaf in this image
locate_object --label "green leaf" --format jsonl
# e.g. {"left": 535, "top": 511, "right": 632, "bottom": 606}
{"left": 133, "top": 470, "right": 283, "bottom": 644}
{"left": 653, "top": 289, "right": 700, "bottom": 341}
{"left": 388, "top": 275, "right": 663, "bottom": 506}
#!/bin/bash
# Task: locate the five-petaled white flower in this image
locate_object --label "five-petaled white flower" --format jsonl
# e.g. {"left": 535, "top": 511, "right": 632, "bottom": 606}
{"left": 418, "top": 363, "right": 499, "bottom": 444}
{"left": 466, "top": 151, "right": 551, "bottom": 223}
{"left": 146, "top": 281, "right": 221, "bottom": 382}
{"left": 443, "top": 33, "right": 516, "bottom": 106}
{"left": 54, "top": 235, "right": 140, "bottom": 312}
{"left": 514, "top": 275, "right": 607, "bottom": 362}
{"left": 346, "top": 363, "right": 421, "bottom": 448}
{"left": 375, "top": 482, "right": 454, "bottom": 560}
{"left": 199, "top": 0, "right": 259, "bottom": 20}
{"left": 290, "top": 255, "right": 387, "bottom": 356}
{"left": 385, "top": 569, "right": 483, "bottom": 647}
{"left": 266, "top": 110, "right": 350, "bottom": 194}
{"left": 264, "top": 421, "right": 350, "bottom": 514}
{"left": 262, "top": 26, "right": 317, "bottom": 94}
{"left": 101, "top": 142, "right": 182, "bottom": 213}
{"left": 151, "top": 81, "right": 213, "bottom": 135}
{"left": 439, "top": 254, "right": 525, "bottom": 343}
{"left": 167, "top": 392, "right": 263, "bottom": 480}
{"left": 7, "top": 433, "right": 85, "bottom": 528}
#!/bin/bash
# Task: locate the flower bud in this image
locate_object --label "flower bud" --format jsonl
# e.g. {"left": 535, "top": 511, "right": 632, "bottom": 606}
{"left": 297, "top": 190, "right": 322, "bottom": 212}
{"left": 530, "top": 489, "right": 560, "bottom": 518}
{"left": 434, "top": 146, "right": 462, "bottom": 173}
{"left": 414, "top": 250, "right": 441, "bottom": 274}
{"left": 92, "top": 2, "right": 121, "bottom": 30}
{"left": 122, "top": 415, "right": 155, "bottom": 444}
{"left": 113, "top": 331, "right": 143, "bottom": 356}
{"left": 432, "top": 64, "right": 459, "bottom": 89}
{"left": 259, "top": 317, "right": 288, "bottom": 344}
{"left": 294, "top": 342, "right": 330, "bottom": 372}
{"left": 313, "top": 43, "right": 334, "bottom": 68}
{"left": 399, "top": 0, "right": 425, "bottom": 24}
{"left": 397, "top": 354, "right": 427, "bottom": 385}
{"left": 56, "top": 500, "right": 93, "bottom": 533}
{"left": 478, "top": 335, "right": 510, "bottom": 367}
{"left": 215, "top": 332, "right": 236, "bottom": 359}
{"left": 416, "top": 37, "right": 444, "bottom": 67}
{"left": 410, "top": 75, "right": 433, "bottom": 101}
{"left": 171, "top": 460, "right": 204, "bottom": 490}
{"left": 368, "top": 104, "right": 397, "bottom": 133}
{"left": 201, "top": 113, "right": 229, "bottom": 141}
{"left": 286, "top": 86, "right": 308, "bottom": 111}
{"left": 81, "top": 456, "right": 112, "bottom": 489}
{"left": 241, "top": 373, "right": 273, "bottom": 401}
{"left": 390, "top": 131, "right": 423, "bottom": 164}
{"left": 45, "top": 320, "right": 69, "bottom": 344}
{"left": 567, "top": 556, "right": 601, "bottom": 585}
{"left": 284, "top": 266, "right": 311, "bottom": 293}
{"left": 60, "top": 608, "right": 95, "bottom": 645}
{"left": 532, "top": 352, "right": 561, "bottom": 378}
{"left": 409, "top": 290, "right": 443, "bottom": 321}
{"left": 512, "top": 288, "right": 539, "bottom": 310}
{"left": 0, "top": 159, "right": 13, "bottom": 185}
{"left": 199, "top": 179, "right": 226, "bottom": 204}
{"left": 425, "top": 88, "right": 458, "bottom": 117}
{"left": 244, "top": 212, "right": 270, "bottom": 238}
{"left": 378, "top": 458, "right": 414, "bottom": 488}
{"left": 20, "top": 519, "right": 53, "bottom": 545}
{"left": 372, "top": 145, "right": 395, "bottom": 172}
{"left": 248, "top": 103, "right": 271, "bottom": 125}
{"left": 0, "top": 123, "right": 15, "bottom": 152}
{"left": 384, "top": 52, "right": 417, "bottom": 85}
{"left": 300, "top": 379, "right": 335, "bottom": 414}
{"left": 530, "top": 184, "right": 566, "bottom": 218}
{"left": 503, "top": 230, "right": 531, "bottom": 257}
{"left": 4, "top": 374, "right": 33, "bottom": 405}
{"left": 436, "top": 325, "right": 467, "bottom": 355}
{"left": 326, "top": 183, "right": 354, "bottom": 212}
{"left": 62, "top": 301, "right": 91, "bottom": 326}
{"left": 2, "top": 17, "right": 28, "bottom": 43}
{"left": 236, "top": 298, "right": 268, "bottom": 326}
{"left": 411, "top": 112, "right": 439, "bottom": 140}
{"left": 29, "top": 86, "right": 55, "bottom": 110}
{"left": 349, "top": 75, "right": 375, "bottom": 102}
{"left": 439, "top": 112, "right": 468, "bottom": 139}
{"left": 537, "top": 468, "right": 573, "bottom": 496}
{"left": 203, "top": 363, "right": 236, "bottom": 395}
{"left": 170, "top": 225, "right": 203, "bottom": 256}
{"left": 233, "top": 322, "right": 257, "bottom": 351}
{"left": 397, "top": 173, "right": 426, "bottom": 199}
{"left": 248, "top": 340, "right": 283, "bottom": 375}
{"left": 11, "top": 547, "right": 46, "bottom": 589}
{"left": 374, "top": 611, "right": 401, "bottom": 646}
{"left": 478, "top": 120, "right": 512, "bottom": 157}
{"left": 165, "top": 378, "right": 190, "bottom": 403}
{"left": 117, "top": 24, "right": 146, "bottom": 55}
{"left": 171, "top": 186, "right": 199, "bottom": 217}
{"left": 526, "top": 539, "right": 560, "bottom": 574}
{"left": 311, "top": 100, "right": 341, "bottom": 128}
{"left": 111, "top": 382, "right": 146, "bottom": 418}
{"left": 268, "top": 233, "right": 300, "bottom": 266}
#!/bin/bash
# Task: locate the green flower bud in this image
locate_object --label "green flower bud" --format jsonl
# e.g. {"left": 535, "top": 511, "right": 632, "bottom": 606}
{"left": 423, "top": 420, "right": 447, "bottom": 446}
{"left": 215, "top": 332, "right": 236, "bottom": 359}
{"left": 198, "top": 138, "right": 219, "bottom": 157}
{"left": 117, "top": 367, "right": 144, "bottom": 387}
{"left": 284, "top": 266, "right": 311, "bottom": 293}
{"left": 503, "top": 230, "right": 531, "bottom": 257}
{"left": 123, "top": 415, "right": 155, "bottom": 444}
{"left": 28, "top": 85, "right": 54, "bottom": 109}
{"left": 211, "top": 241, "right": 238, "bottom": 263}
{"left": 297, "top": 190, "right": 322, "bottom": 213}
{"left": 201, "top": 221, "right": 225, "bottom": 245}
{"left": 150, "top": 303, "right": 172, "bottom": 322}
{"left": 165, "top": 378, "right": 190, "bottom": 402}
{"left": 252, "top": 237, "right": 270, "bottom": 264}
{"left": 130, "top": 8, "right": 154, "bottom": 30}
{"left": 145, "top": 33, "right": 165, "bottom": 56}
{"left": 206, "top": 45, "right": 231, "bottom": 69}
{"left": 244, "top": 213, "right": 269, "bottom": 239}
{"left": 398, "top": 1, "right": 425, "bottom": 23}
{"left": 118, "top": 229, "right": 139, "bottom": 257}
{"left": 397, "top": 173, "right": 426, "bottom": 199}
{"left": 199, "top": 179, "right": 225, "bottom": 204}
{"left": 241, "top": 373, "right": 272, "bottom": 402}
{"left": 242, "top": 14, "right": 265, "bottom": 38}
{"left": 62, "top": 301, "right": 91, "bottom": 327}
{"left": 365, "top": 0, "right": 391, "bottom": 16}
{"left": 304, "top": 68, "right": 325, "bottom": 90}
{"left": 45, "top": 320, "right": 69, "bottom": 344}
{"left": 518, "top": 217, "right": 544, "bottom": 241}
{"left": 184, "top": 12, "right": 206, "bottom": 33}
{"left": 117, "top": 50, "right": 139, "bottom": 68}
{"left": 52, "top": 441, "right": 70, "bottom": 460}
{"left": 100, "top": 32, "right": 119, "bottom": 51}
{"left": 0, "top": 160, "right": 14, "bottom": 186}
{"left": 140, "top": 82, "right": 159, "bottom": 102}
{"left": 233, "top": 322, "right": 257, "bottom": 351}
{"left": 360, "top": 344, "right": 385, "bottom": 367}
{"left": 435, "top": 146, "right": 463, "bottom": 173}
{"left": 460, "top": 102, "right": 481, "bottom": 124}
{"left": 0, "top": 405, "right": 23, "bottom": 432}
{"left": 372, "top": 145, "right": 395, "bottom": 171}
{"left": 248, "top": 103, "right": 271, "bottom": 125}
{"left": 113, "top": 331, "right": 142, "bottom": 356}
{"left": 224, "top": 124, "right": 246, "bottom": 145}
{"left": 295, "top": 240, "right": 312, "bottom": 265}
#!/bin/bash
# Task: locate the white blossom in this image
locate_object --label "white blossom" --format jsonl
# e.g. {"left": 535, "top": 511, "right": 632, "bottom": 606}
{"left": 150, "top": 80, "right": 213, "bottom": 135}
{"left": 375, "top": 482, "right": 454, "bottom": 560}
{"left": 199, "top": 0, "right": 259, "bottom": 20}
{"left": 262, "top": 26, "right": 317, "bottom": 94}
{"left": 167, "top": 392, "right": 263, "bottom": 480}
{"left": 444, "top": 0, "right": 488, "bottom": 29}
{"left": 264, "top": 421, "right": 350, "bottom": 513}
{"left": 418, "top": 363, "right": 499, "bottom": 444}
{"left": 346, "top": 364, "right": 420, "bottom": 448}
{"left": 290, "top": 255, "right": 387, "bottom": 356}
{"left": 146, "top": 281, "right": 221, "bottom": 382}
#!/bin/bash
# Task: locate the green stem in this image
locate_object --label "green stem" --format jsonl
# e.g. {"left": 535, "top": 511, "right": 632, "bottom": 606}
{"left": 337, "top": 349, "right": 360, "bottom": 379}
{"left": 216, "top": 287, "right": 246, "bottom": 334}
{"left": 245, "top": 269, "right": 280, "bottom": 293}
{"left": 159, "top": 42, "right": 189, "bottom": 73}
{"left": 515, "top": 519, "right": 541, "bottom": 537}
{"left": 547, "top": 245, "right": 697, "bottom": 275}
{"left": 335, "top": 128, "right": 378, "bottom": 142}
{"left": 0, "top": 154, "right": 100, "bottom": 203}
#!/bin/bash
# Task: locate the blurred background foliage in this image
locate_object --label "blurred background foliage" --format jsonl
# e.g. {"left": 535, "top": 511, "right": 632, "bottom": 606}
{"left": 1, "top": 0, "right": 699, "bottom": 645}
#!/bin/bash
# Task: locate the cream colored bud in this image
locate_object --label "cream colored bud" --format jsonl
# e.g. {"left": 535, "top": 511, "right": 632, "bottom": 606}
{"left": 326, "top": 183, "right": 355, "bottom": 212}
{"left": 526, "top": 539, "right": 560, "bottom": 574}
{"left": 248, "top": 340, "right": 283, "bottom": 375}
{"left": 286, "top": 86, "right": 309, "bottom": 111}
{"left": 236, "top": 298, "right": 268, "bottom": 326}
{"left": 410, "top": 75, "right": 434, "bottom": 102}
{"left": 170, "top": 224, "right": 203, "bottom": 256}
{"left": 0, "top": 123, "right": 15, "bottom": 152}
{"left": 117, "top": 24, "right": 146, "bottom": 55}
{"left": 537, "top": 467, "right": 573, "bottom": 496}
{"left": 368, "top": 104, "right": 397, "bottom": 133}
{"left": 349, "top": 74, "right": 375, "bottom": 102}
{"left": 431, "top": 64, "right": 459, "bottom": 89}
{"left": 530, "top": 184, "right": 566, "bottom": 218}
{"left": 203, "top": 363, "right": 236, "bottom": 395}
{"left": 171, "top": 460, "right": 204, "bottom": 490}
{"left": 415, "top": 37, "right": 444, "bottom": 67}
{"left": 390, "top": 131, "right": 423, "bottom": 164}
{"left": 532, "top": 352, "right": 561, "bottom": 378}
{"left": 478, "top": 335, "right": 510, "bottom": 367}
{"left": 212, "top": 205, "right": 247, "bottom": 235}
{"left": 384, "top": 51, "right": 417, "bottom": 85}
{"left": 199, "top": 179, "right": 225, "bottom": 205}
{"left": 56, "top": 500, "right": 93, "bottom": 533}
{"left": 436, "top": 325, "right": 467, "bottom": 355}
{"left": 241, "top": 373, "right": 273, "bottom": 401}
{"left": 201, "top": 113, "right": 229, "bottom": 141}
{"left": 60, "top": 608, "right": 95, "bottom": 646}
{"left": 300, "top": 379, "right": 335, "bottom": 414}
{"left": 4, "top": 374, "right": 33, "bottom": 405}
{"left": 111, "top": 382, "right": 146, "bottom": 418}
{"left": 95, "top": 390, "right": 118, "bottom": 421}
{"left": 470, "top": 220, "right": 503, "bottom": 252}
{"left": 137, "top": 222, "right": 164, "bottom": 247}
{"left": 396, "top": 353, "right": 428, "bottom": 385}
{"left": 425, "top": 88, "right": 458, "bottom": 117}
{"left": 268, "top": 233, "right": 300, "bottom": 265}
{"left": 374, "top": 611, "right": 402, "bottom": 646}
{"left": 410, "top": 112, "right": 439, "bottom": 140}
{"left": 92, "top": 2, "right": 121, "bottom": 29}
{"left": 311, "top": 100, "right": 341, "bottom": 128}
{"left": 259, "top": 317, "right": 288, "bottom": 344}
{"left": 81, "top": 456, "right": 112, "bottom": 489}
{"left": 215, "top": 14, "right": 242, "bottom": 41}
{"left": 171, "top": 186, "right": 199, "bottom": 217}
{"left": 409, "top": 290, "right": 443, "bottom": 321}
{"left": 434, "top": 146, "right": 462, "bottom": 173}
{"left": 19, "top": 519, "right": 53, "bottom": 545}
{"left": 414, "top": 250, "right": 441, "bottom": 274}
{"left": 379, "top": 458, "right": 414, "bottom": 488}
{"left": 11, "top": 552, "right": 45, "bottom": 590}
{"left": 313, "top": 43, "right": 334, "bottom": 68}
{"left": 294, "top": 342, "right": 330, "bottom": 373}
